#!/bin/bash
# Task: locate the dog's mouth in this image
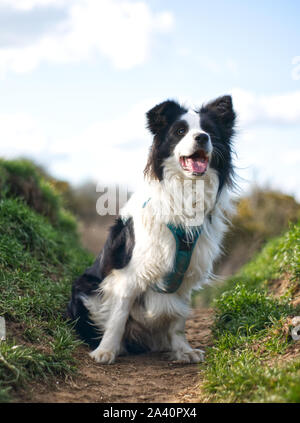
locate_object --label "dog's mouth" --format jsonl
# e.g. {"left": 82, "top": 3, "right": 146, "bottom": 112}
{"left": 179, "top": 149, "right": 209, "bottom": 175}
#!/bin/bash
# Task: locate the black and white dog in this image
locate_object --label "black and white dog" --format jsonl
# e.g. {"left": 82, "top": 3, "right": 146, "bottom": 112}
{"left": 67, "top": 95, "right": 236, "bottom": 364}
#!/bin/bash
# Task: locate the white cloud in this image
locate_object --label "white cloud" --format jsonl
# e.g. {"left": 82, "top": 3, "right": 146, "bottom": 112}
{"left": 0, "top": 0, "right": 174, "bottom": 75}
{"left": 0, "top": 112, "right": 49, "bottom": 156}
{"left": 49, "top": 98, "right": 156, "bottom": 188}
{"left": 229, "top": 89, "right": 300, "bottom": 200}
{"left": 232, "top": 88, "right": 300, "bottom": 126}
{"left": 0, "top": 0, "right": 68, "bottom": 9}
{"left": 0, "top": 99, "right": 156, "bottom": 189}
{"left": 282, "top": 149, "right": 300, "bottom": 165}
{"left": 234, "top": 123, "right": 300, "bottom": 201}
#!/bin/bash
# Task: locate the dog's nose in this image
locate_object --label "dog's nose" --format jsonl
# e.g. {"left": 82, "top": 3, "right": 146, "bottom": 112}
{"left": 194, "top": 133, "right": 209, "bottom": 145}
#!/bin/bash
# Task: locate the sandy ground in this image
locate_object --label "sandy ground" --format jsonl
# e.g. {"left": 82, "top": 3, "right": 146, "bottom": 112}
{"left": 18, "top": 308, "right": 214, "bottom": 403}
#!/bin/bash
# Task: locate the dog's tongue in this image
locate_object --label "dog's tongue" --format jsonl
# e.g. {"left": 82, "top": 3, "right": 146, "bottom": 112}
{"left": 186, "top": 156, "right": 208, "bottom": 174}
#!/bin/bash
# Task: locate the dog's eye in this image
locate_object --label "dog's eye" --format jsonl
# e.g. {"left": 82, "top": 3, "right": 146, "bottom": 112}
{"left": 177, "top": 128, "right": 186, "bottom": 135}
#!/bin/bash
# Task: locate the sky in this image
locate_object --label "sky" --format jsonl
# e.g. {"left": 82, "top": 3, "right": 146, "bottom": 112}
{"left": 0, "top": 0, "right": 300, "bottom": 199}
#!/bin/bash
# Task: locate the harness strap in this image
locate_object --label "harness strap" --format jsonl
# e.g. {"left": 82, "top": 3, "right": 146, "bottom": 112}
{"left": 142, "top": 198, "right": 202, "bottom": 294}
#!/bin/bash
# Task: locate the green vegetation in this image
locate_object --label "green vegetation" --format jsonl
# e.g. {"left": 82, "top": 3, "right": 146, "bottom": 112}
{"left": 0, "top": 159, "right": 93, "bottom": 402}
{"left": 200, "top": 221, "right": 300, "bottom": 403}
{"left": 215, "top": 187, "right": 300, "bottom": 276}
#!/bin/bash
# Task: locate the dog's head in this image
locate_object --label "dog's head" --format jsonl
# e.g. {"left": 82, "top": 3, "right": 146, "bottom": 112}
{"left": 144, "top": 95, "right": 236, "bottom": 191}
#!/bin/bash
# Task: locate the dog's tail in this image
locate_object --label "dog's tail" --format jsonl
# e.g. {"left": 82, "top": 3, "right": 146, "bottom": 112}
{"left": 66, "top": 267, "right": 102, "bottom": 350}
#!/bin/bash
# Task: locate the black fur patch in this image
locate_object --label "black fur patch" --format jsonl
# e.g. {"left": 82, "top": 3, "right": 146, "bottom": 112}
{"left": 199, "top": 95, "right": 236, "bottom": 193}
{"left": 144, "top": 100, "right": 187, "bottom": 181}
{"left": 67, "top": 272, "right": 101, "bottom": 350}
{"left": 100, "top": 216, "right": 135, "bottom": 276}
{"left": 66, "top": 217, "right": 135, "bottom": 348}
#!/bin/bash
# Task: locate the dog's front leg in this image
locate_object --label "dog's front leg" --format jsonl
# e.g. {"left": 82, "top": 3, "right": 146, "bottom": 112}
{"left": 168, "top": 316, "right": 205, "bottom": 363}
{"left": 89, "top": 282, "right": 137, "bottom": 364}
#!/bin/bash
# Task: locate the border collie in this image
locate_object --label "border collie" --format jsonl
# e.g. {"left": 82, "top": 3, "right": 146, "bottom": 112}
{"left": 67, "top": 95, "right": 236, "bottom": 364}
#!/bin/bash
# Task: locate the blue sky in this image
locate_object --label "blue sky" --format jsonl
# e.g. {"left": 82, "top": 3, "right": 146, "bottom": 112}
{"left": 0, "top": 0, "right": 299, "bottom": 199}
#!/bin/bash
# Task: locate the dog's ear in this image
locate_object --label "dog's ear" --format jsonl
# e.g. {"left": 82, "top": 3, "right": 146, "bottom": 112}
{"left": 202, "top": 95, "right": 236, "bottom": 130}
{"left": 146, "top": 100, "right": 185, "bottom": 136}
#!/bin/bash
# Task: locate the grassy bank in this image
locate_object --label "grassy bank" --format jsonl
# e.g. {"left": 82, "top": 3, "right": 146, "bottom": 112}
{"left": 200, "top": 221, "right": 300, "bottom": 402}
{"left": 0, "top": 159, "right": 93, "bottom": 402}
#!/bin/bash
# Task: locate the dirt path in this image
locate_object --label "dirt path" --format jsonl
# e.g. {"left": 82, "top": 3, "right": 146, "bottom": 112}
{"left": 20, "top": 308, "right": 214, "bottom": 403}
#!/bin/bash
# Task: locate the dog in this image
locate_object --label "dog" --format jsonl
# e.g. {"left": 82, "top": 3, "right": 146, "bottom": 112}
{"left": 67, "top": 95, "right": 236, "bottom": 364}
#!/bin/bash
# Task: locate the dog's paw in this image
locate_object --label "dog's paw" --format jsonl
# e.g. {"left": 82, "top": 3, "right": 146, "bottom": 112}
{"left": 89, "top": 348, "right": 116, "bottom": 364}
{"left": 171, "top": 348, "right": 205, "bottom": 364}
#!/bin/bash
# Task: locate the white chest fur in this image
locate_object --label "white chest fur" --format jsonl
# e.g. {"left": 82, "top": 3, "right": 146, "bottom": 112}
{"left": 119, "top": 170, "right": 232, "bottom": 325}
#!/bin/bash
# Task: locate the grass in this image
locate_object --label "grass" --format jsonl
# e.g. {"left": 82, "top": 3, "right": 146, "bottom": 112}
{"left": 199, "top": 221, "right": 300, "bottom": 403}
{"left": 0, "top": 159, "right": 93, "bottom": 402}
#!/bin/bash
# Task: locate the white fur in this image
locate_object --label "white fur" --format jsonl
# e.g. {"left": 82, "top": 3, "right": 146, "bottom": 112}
{"left": 85, "top": 110, "right": 234, "bottom": 364}
{"left": 174, "top": 111, "right": 212, "bottom": 158}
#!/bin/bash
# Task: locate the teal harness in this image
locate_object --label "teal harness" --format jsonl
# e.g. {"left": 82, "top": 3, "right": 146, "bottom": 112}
{"left": 142, "top": 199, "right": 202, "bottom": 294}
